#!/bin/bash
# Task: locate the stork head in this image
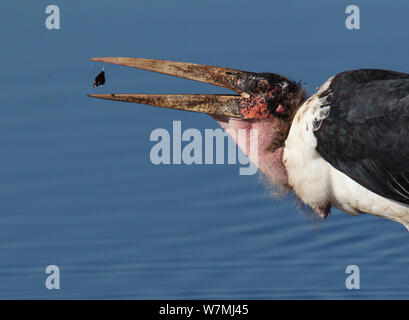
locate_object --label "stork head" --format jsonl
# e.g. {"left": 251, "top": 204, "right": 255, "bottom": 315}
{"left": 88, "top": 58, "right": 306, "bottom": 188}
{"left": 234, "top": 72, "right": 304, "bottom": 121}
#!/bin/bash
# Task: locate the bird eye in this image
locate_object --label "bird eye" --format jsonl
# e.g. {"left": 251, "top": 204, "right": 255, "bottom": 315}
{"left": 257, "top": 80, "right": 269, "bottom": 93}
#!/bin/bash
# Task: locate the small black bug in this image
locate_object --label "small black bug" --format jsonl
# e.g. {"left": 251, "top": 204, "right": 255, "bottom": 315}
{"left": 93, "top": 71, "right": 105, "bottom": 87}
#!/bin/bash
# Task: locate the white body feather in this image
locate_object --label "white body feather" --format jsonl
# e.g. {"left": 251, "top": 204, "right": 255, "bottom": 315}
{"left": 283, "top": 78, "right": 409, "bottom": 229}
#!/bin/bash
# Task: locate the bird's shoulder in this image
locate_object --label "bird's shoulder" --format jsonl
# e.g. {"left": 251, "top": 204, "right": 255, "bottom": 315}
{"left": 318, "top": 69, "right": 409, "bottom": 121}
{"left": 313, "top": 68, "right": 409, "bottom": 204}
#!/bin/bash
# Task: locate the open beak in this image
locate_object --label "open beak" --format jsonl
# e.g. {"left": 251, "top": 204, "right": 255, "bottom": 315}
{"left": 87, "top": 57, "right": 256, "bottom": 118}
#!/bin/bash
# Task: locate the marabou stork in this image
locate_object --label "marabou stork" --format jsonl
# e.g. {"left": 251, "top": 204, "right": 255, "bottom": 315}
{"left": 88, "top": 57, "right": 409, "bottom": 230}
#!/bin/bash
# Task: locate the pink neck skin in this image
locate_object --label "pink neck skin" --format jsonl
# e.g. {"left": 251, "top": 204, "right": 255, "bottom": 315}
{"left": 215, "top": 117, "right": 289, "bottom": 188}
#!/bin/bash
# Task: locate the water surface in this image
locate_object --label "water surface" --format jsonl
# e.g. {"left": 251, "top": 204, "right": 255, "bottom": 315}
{"left": 0, "top": 0, "right": 409, "bottom": 299}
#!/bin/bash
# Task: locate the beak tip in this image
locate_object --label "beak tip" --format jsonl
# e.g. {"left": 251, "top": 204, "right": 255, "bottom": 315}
{"left": 90, "top": 57, "right": 121, "bottom": 64}
{"left": 90, "top": 57, "right": 109, "bottom": 63}
{"left": 87, "top": 94, "right": 103, "bottom": 99}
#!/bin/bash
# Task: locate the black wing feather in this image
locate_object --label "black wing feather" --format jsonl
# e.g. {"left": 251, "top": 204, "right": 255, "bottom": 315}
{"left": 315, "top": 69, "right": 409, "bottom": 204}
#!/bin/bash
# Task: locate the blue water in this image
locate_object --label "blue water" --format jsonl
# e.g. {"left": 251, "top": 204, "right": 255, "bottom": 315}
{"left": 1, "top": 0, "right": 409, "bottom": 299}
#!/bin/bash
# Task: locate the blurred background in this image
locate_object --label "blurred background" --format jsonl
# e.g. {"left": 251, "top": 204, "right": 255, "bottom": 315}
{"left": 0, "top": 0, "right": 408, "bottom": 299}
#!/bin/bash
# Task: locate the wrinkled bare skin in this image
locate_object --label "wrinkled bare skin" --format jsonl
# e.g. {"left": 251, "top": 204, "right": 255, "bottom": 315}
{"left": 213, "top": 116, "right": 290, "bottom": 189}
